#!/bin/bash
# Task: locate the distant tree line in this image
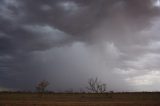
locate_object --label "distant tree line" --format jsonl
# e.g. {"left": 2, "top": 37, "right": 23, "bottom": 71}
{"left": 36, "top": 77, "right": 107, "bottom": 93}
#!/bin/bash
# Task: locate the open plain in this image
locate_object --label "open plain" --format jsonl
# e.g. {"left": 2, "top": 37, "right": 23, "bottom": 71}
{"left": 0, "top": 92, "right": 160, "bottom": 106}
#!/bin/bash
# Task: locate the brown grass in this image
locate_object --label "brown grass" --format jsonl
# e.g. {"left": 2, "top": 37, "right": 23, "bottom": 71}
{"left": 0, "top": 92, "right": 160, "bottom": 106}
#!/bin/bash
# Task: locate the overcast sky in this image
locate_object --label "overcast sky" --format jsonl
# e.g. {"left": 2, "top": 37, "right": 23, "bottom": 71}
{"left": 0, "top": 0, "right": 160, "bottom": 92}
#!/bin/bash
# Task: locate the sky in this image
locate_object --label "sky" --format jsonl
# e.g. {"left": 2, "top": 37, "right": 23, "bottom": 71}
{"left": 0, "top": 0, "right": 160, "bottom": 92}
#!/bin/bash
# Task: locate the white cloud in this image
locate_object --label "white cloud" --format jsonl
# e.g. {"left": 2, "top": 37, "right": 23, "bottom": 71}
{"left": 23, "top": 25, "right": 69, "bottom": 43}
{"left": 126, "top": 70, "right": 160, "bottom": 86}
{"left": 152, "top": 0, "right": 160, "bottom": 8}
{"left": 148, "top": 40, "right": 160, "bottom": 50}
{"left": 0, "top": 0, "right": 23, "bottom": 22}
{"left": 0, "top": 4, "right": 14, "bottom": 20}
{"left": 105, "top": 42, "right": 123, "bottom": 59}
{"left": 58, "top": 1, "right": 79, "bottom": 14}
{"left": 125, "top": 53, "right": 160, "bottom": 70}
{"left": 140, "top": 17, "right": 160, "bottom": 39}
{"left": 114, "top": 68, "right": 138, "bottom": 75}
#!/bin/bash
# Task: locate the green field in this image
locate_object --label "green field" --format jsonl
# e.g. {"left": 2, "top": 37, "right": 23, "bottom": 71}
{"left": 0, "top": 92, "right": 160, "bottom": 106}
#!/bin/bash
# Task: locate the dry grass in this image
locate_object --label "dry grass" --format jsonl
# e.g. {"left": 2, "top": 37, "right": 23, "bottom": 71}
{"left": 0, "top": 92, "right": 160, "bottom": 106}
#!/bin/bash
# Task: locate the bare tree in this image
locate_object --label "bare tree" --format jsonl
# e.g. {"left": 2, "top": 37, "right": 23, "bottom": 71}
{"left": 86, "top": 78, "right": 106, "bottom": 93}
{"left": 36, "top": 80, "right": 49, "bottom": 93}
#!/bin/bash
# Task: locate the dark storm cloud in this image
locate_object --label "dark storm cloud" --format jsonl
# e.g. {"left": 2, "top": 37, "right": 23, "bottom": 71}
{"left": 18, "top": 0, "right": 159, "bottom": 38}
{"left": 0, "top": 0, "right": 160, "bottom": 91}
{"left": 0, "top": 0, "right": 159, "bottom": 52}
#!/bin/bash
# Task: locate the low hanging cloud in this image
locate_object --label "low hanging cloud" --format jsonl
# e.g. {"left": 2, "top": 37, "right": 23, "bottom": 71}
{"left": 22, "top": 24, "right": 71, "bottom": 49}
{"left": 0, "top": 0, "right": 160, "bottom": 91}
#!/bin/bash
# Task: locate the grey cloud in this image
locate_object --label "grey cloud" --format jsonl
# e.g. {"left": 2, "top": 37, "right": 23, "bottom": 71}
{"left": 22, "top": 24, "right": 71, "bottom": 50}
{"left": 0, "top": 0, "right": 160, "bottom": 91}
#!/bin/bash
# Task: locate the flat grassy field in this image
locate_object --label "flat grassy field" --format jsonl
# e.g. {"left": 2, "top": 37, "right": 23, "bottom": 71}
{"left": 0, "top": 92, "right": 160, "bottom": 106}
